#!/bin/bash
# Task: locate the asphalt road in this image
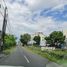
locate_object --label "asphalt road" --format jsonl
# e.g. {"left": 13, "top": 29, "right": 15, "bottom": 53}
{"left": 0, "top": 46, "right": 62, "bottom": 67}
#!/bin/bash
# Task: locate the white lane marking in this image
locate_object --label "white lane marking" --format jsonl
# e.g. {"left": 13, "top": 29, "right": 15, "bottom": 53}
{"left": 24, "top": 55, "right": 30, "bottom": 63}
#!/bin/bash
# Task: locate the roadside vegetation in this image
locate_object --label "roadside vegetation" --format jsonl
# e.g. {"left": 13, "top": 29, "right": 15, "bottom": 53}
{"left": 20, "top": 31, "right": 67, "bottom": 66}
{"left": 1, "top": 34, "right": 16, "bottom": 55}
{"left": 3, "top": 47, "right": 15, "bottom": 55}
{"left": 20, "top": 33, "right": 31, "bottom": 46}
{"left": 4, "top": 34, "right": 16, "bottom": 49}
{"left": 45, "top": 31, "right": 66, "bottom": 48}
{"left": 33, "top": 35, "right": 40, "bottom": 46}
{"left": 26, "top": 46, "right": 67, "bottom": 66}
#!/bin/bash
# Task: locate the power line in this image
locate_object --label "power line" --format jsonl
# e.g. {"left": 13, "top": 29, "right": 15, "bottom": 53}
{"left": 0, "top": 0, "right": 8, "bottom": 17}
{"left": 4, "top": 14, "right": 12, "bottom": 34}
{"left": 0, "top": 11, "right": 4, "bottom": 17}
{"left": 7, "top": 22, "right": 12, "bottom": 34}
{"left": 2, "top": 0, "right": 8, "bottom": 12}
{"left": 2, "top": 0, "right": 15, "bottom": 36}
{"left": 0, "top": 0, "right": 8, "bottom": 51}
{"left": 2, "top": 0, "right": 7, "bottom": 7}
{"left": 7, "top": 18, "right": 16, "bottom": 36}
{"left": 7, "top": 14, "right": 13, "bottom": 34}
{"left": 0, "top": 3, "right": 5, "bottom": 10}
{"left": 6, "top": 25, "right": 11, "bottom": 33}
{"left": 2, "top": 0, "right": 12, "bottom": 34}
{"left": 0, "top": 4, "right": 5, "bottom": 17}
{"left": 6, "top": 14, "right": 11, "bottom": 33}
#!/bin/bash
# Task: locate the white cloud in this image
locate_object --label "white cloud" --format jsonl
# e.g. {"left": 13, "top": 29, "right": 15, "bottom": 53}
{"left": 13, "top": 16, "right": 67, "bottom": 36}
{"left": 61, "top": 22, "right": 67, "bottom": 30}
{"left": 0, "top": 0, "right": 67, "bottom": 38}
{"left": 25, "top": 0, "right": 67, "bottom": 11}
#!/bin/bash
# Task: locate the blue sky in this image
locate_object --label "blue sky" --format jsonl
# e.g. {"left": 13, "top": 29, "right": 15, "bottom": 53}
{"left": 40, "top": 5, "right": 67, "bottom": 21}
{"left": 0, "top": 0, "right": 67, "bottom": 38}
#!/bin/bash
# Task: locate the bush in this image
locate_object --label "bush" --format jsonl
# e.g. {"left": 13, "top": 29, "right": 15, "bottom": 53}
{"left": 4, "top": 34, "right": 16, "bottom": 49}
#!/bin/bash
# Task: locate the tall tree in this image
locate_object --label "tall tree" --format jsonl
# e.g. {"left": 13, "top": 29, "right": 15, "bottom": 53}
{"left": 33, "top": 35, "right": 40, "bottom": 46}
{"left": 20, "top": 33, "right": 31, "bottom": 46}
{"left": 45, "top": 31, "right": 66, "bottom": 48}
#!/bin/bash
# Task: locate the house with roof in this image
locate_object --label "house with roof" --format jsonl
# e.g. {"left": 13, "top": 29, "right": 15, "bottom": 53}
{"left": 63, "top": 30, "right": 67, "bottom": 49}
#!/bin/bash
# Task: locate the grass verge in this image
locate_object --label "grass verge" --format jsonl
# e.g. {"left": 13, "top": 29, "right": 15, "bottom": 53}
{"left": 3, "top": 47, "right": 16, "bottom": 55}
{"left": 25, "top": 46, "right": 67, "bottom": 66}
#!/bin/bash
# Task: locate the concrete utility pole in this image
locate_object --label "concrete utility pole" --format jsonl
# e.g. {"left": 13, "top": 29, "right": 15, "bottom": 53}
{"left": 1, "top": 7, "right": 8, "bottom": 51}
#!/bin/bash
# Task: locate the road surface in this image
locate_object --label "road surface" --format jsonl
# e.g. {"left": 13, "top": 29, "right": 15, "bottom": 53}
{"left": 0, "top": 46, "right": 62, "bottom": 67}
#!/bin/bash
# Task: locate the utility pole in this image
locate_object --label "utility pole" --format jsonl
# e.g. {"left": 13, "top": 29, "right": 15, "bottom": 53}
{"left": 1, "top": 7, "right": 7, "bottom": 51}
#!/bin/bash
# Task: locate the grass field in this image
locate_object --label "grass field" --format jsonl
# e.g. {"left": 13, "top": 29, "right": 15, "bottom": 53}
{"left": 25, "top": 46, "right": 67, "bottom": 67}
{"left": 3, "top": 46, "right": 16, "bottom": 55}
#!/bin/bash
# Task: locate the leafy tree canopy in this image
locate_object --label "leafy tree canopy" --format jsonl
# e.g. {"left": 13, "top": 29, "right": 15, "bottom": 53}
{"left": 45, "top": 31, "right": 66, "bottom": 48}
{"left": 4, "top": 34, "right": 16, "bottom": 49}
{"left": 20, "top": 33, "right": 31, "bottom": 46}
{"left": 33, "top": 35, "right": 40, "bottom": 46}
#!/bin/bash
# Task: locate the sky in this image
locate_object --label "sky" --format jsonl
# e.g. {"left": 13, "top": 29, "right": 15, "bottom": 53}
{"left": 0, "top": 0, "right": 67, "bottom": 38}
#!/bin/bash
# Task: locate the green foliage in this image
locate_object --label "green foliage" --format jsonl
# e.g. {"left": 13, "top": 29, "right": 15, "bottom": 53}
{"left": 33, "top": 35, "right": 40, "bottom": 46}
{"left": 20, "top": 33, "right": 31, "bottom": 46}
{"left": 4, "top": 34, "right": 16, "bottom": 49}
{"left": 45, "top": 36, "right": 52, "bottom": 44}
{"left": 45, "top": 31, "right": 66, "bottom": 48}
{"left": 27, "top": 46, "right": 67, "bottom": 65}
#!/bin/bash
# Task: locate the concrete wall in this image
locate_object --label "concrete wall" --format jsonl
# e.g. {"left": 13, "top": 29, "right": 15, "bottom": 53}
{"left": 41, "top": 47, "right": 55, "bottom": 51}
{"left": 65, "top": 38, "right": 67, "bottom": 49}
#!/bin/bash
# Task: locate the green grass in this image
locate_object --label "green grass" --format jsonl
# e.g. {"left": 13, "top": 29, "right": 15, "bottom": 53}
{"left": 25, "top": 46, "right": 67, "bottom": 66}
{"left": 3, "top": 46, "right": 15, "bottom": 55}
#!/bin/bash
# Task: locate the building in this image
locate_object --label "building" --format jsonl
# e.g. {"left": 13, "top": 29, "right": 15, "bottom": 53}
{"left": 63, "top": 30, "right": 67, "bottom": 38}
{"left": 63, "top": 30, "right": 67, "bottom": 49}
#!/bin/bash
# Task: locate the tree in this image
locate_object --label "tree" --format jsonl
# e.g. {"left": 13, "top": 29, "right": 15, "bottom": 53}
{"left": 33, "top": 35, "right": 40, "bottom": 46}
{"left": 45, "top": 36, "right": 52, "bottom": 45}
{"left": 20, "top": 33, "right": 31, "bottom": 46}
{"left": 4, "top": 34, "right": 16, "bottom": 49}
{"left": 45, "top": 31, "right": 66, "bottom": 48}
